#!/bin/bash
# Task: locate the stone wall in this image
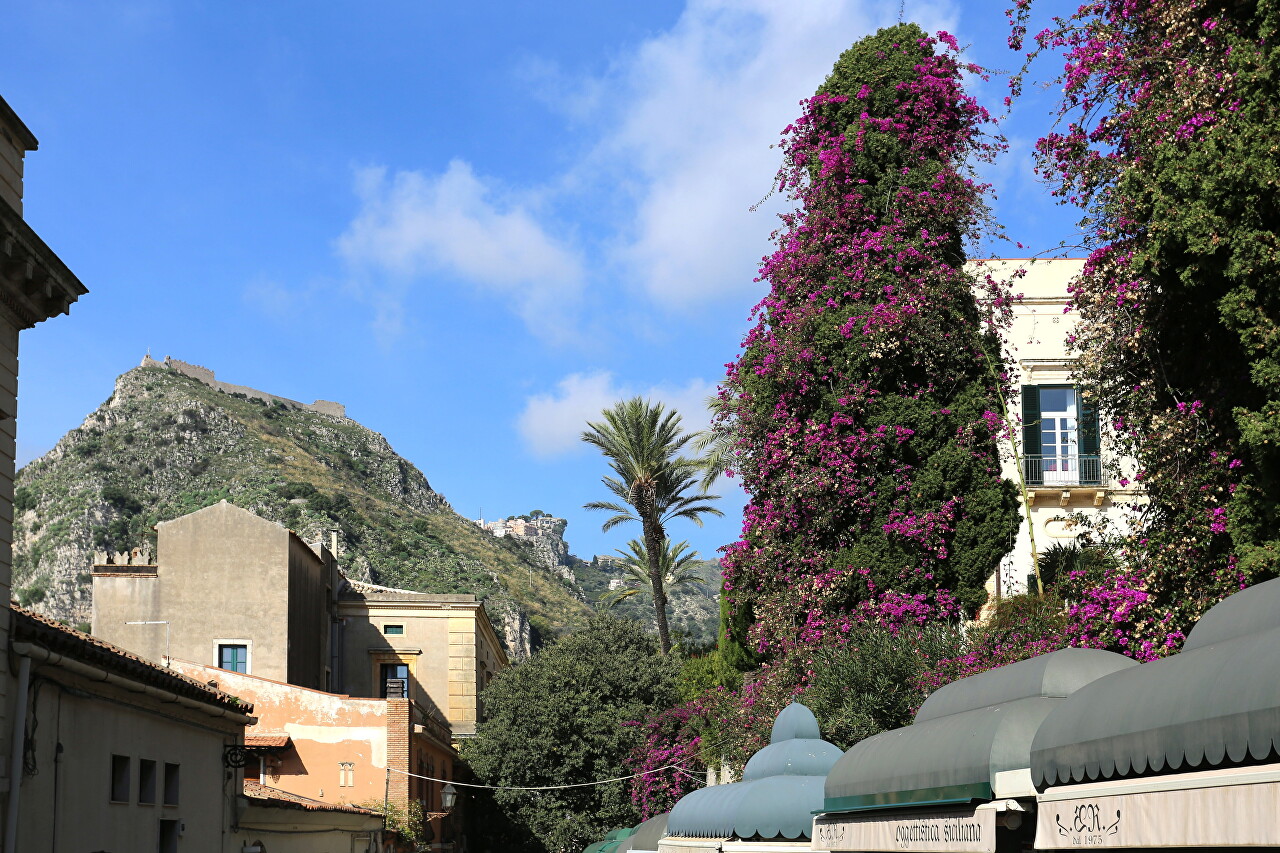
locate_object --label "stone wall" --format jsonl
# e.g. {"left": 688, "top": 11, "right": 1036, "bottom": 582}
{"left": 140, "top": 354, "right": 347, "bottom": 418}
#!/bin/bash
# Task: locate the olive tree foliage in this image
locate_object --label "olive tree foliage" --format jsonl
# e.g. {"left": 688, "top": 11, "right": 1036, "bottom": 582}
{"left": 461, "top": 615, "right": 681, "bottom": 853}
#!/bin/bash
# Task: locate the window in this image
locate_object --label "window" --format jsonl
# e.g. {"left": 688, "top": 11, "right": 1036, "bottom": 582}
{"left": 1021, "top": 385, "right": 1101, "bottom": 486}
{"left": 218, "top": 643, "right": 248, "bottom": 673}
{"left": 380, "top": 662, "right": 410, "bottom": 698}
{"left": 163, "top": 763, "right": 180, "bottom": 806}
{"left": 339, "top": 762, "right": 354, "bottom": 787}
{"left": 111, "top": 754, "right": 131, "bottom": 802}
{"left": 139, "top": 758, "right": 157, "bottom": 804}
{"left": 383, "top": 624, "right": 404, "bottom": 636}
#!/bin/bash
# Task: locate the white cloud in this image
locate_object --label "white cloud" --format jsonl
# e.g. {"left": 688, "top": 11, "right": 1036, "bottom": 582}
{"left": 518, "top": 371, "right": 718, "bottom": 458}
{"left": 335, "top": 161, "right": 585, "bottom": 337}
{"left": 588, "top": 0, "right": 958, "bottom": 307}
{"left": 329, "top": 1, "right": 960, "bottom": 337}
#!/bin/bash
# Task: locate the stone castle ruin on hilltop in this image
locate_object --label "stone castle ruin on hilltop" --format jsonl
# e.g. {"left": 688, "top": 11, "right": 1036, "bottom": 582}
{"left": 140, "top": 354, "right": 346, "bottom": 418}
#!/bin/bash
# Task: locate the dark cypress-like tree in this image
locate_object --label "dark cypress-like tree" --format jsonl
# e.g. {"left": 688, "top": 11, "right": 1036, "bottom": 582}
{"left": 719, "top": 24, "right": 1020, "bottom": 654}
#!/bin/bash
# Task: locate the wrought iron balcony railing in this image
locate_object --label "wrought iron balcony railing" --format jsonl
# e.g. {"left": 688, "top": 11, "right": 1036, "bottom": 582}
{"left": 1022, "top": 454, "right": 1103, "bottom": 487}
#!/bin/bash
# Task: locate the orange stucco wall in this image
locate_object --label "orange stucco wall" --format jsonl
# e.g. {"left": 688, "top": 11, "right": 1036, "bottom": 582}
{"left": 171, "top": 660, "right": 389, "bottom": 807}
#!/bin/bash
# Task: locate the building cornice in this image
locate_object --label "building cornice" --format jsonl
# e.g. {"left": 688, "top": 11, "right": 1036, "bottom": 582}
{"left": 0, "top": 199, "right": 87, "bottom": 330}
{"left": 0, "top": 95, "right": 38, "bottom": 150}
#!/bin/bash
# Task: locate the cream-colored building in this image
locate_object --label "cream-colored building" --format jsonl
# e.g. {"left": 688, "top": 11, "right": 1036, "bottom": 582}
{"left": 337, "top": 580, "right": 508, "bottom": 738}
{"left": 93, "top": 500, "right": 337, "bottom": 691}
{"left": 10, "top": 606, "right": 252, "bottom": 852}
{"left": 93, "top": 500, "right": 510, "bottom": 736}
{"left": 975, "top": 259, "right": 1142, "bottom": 596}
{"left": 94, "top": 501, "right": 508, "bottom": 846}
{"left": 0, "top": 93, "right": 88, "bottom": 848}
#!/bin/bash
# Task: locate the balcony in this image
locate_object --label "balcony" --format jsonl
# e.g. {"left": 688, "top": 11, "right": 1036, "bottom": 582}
{"left": 1022, "top": 454, "right": 1103, "bottom": 488}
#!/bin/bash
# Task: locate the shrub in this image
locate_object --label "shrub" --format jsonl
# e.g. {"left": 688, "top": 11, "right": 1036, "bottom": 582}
{"left": 14, "top": 486, "right": 36, "bottom": 512}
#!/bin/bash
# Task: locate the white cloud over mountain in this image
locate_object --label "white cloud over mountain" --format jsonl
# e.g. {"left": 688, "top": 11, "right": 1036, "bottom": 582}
{"left": 518, "top": 371, "right": 718, "bottom": 458}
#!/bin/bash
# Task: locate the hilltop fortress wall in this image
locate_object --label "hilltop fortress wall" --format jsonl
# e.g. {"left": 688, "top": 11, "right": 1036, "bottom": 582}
{"left": 140, "top": 354, "right": 347, "bottom": 418}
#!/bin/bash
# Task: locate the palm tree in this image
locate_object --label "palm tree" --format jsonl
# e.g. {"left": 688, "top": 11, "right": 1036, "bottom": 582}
{"left": 582, "top": 397, "right": 722, "bottom": 653}
{"left": 600, "top": 538, "right": 706, "bottom": 611}
{"left": 692, "top": 392, "right": 737, "bottom": 491}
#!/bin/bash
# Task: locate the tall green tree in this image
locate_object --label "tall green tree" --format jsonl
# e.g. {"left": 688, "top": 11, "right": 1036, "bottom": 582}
{"left": 582, "top": 398, "right": 722, "bottom": 653}
{"left": 600, "top": 538, "right": 706, "bottom": 610}
{"left": 461, "top": 615, "right": 680, "bottom": 853}
{"left": 718, "top": 24, "right": 1019, "bottom": 654}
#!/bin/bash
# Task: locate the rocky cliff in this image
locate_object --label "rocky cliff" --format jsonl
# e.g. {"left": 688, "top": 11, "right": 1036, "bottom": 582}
{"left": 482, "top": 515, "right": 722, "bottom": 646}
{"left": 14, "top": 365, "right": 593, "bottom": 655}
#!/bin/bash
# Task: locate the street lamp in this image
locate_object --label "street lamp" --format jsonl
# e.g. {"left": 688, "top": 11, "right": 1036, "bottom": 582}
{"left": 425, "top": 782, "right": 458, "bottom": 821}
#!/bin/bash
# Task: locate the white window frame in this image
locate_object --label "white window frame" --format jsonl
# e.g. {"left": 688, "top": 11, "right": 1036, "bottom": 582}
{"left": 1039, "top": 386, "right": 1080, "bottom": 485}
{"left": 213, "top": 639, "right": 253, "bottom": 674}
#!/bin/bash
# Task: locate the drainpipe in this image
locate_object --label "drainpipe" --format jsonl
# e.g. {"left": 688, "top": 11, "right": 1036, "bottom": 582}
{"left": 4, "top": 655, "right": 31, "bottom": 853}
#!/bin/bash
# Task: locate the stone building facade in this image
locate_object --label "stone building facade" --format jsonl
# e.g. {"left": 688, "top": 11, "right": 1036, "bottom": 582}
{"left": 0, "top": 93, "right": 88, "bottom": 848}
{"left": 336, "top": 579, "right": 509, "bottom": 738}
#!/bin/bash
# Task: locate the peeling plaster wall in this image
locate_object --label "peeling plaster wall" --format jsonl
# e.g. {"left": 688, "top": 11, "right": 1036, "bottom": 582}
{"left": 171, "top": 660, "right": 390, "bottom": 807}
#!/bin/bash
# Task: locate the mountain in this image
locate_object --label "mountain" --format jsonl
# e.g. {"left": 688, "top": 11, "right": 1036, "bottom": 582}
{"left": 13, "top": 360, "right": 596, "bottom": 655}
{"left": 477, "top": 515, "right": 722, "bottom": 646}
{"left": 573, "top": 554, "right": 722, "bottom": 647}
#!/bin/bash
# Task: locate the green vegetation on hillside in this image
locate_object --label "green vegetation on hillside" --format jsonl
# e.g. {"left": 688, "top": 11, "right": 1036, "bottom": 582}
{"left": 15, "top": 366, "right": 591, "bottom": 644}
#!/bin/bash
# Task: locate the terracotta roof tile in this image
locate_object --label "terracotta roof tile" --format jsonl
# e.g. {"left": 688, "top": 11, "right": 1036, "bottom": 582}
{"left": 243, "top": 781, "right": 380, "bottom": 815}
{"left": 245, "top": 734, "right": 291, "bottom": 749}
{"left": 11, "top": 605, "right": 251, "bottom": 714}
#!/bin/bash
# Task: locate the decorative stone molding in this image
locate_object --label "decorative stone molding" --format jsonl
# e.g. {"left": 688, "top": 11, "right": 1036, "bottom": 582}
{"left": 0, "top": 199, "right": 87, "bottom": 330}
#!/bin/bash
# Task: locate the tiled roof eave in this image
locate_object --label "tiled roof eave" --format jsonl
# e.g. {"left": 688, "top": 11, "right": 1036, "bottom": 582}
{"left": 11, "top": 605, "right": 251, "bottom": 713}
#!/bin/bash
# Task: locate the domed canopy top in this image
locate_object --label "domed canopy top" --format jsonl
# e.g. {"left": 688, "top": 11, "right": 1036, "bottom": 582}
{"left": 667, "top": 702, "right": 841, "bottom": 840}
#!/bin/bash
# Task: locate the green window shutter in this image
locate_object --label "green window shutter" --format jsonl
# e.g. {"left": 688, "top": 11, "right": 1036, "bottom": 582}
{"left": 1079, "top": 391, "right": 1101, "bottom": 485}
{"left": 1021, "top": 385, "right": 1042, "bottom": 485}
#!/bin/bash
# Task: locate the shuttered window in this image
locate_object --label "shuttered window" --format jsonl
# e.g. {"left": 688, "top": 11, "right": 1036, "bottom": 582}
{"left": 1021, "top": 385, "right": 1101, "bottom": 486}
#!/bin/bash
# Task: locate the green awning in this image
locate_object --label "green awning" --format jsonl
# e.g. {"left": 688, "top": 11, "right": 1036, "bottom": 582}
{"left": 1033, "top": 576, "right": 1280, "bottom": 788}
{"left": 625, "top": 813, "right": 668, "bottom": 853}
{"left": 824, "top": 648, "right": 1135, "bottom": 814}
{"left": 668, "top": 703, "right": 843, "bottom": 840}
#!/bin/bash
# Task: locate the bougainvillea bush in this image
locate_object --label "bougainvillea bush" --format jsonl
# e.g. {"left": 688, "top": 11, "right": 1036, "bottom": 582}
{"left": 718, "top": 22, "right": 1020, "bottom": 656}
{"left": 1010, "top": 0, "right": 1280, "bottom": 655}
{"left": 627, "top": 25, "right": 1027, "bottom": 813}
{"left": 628, "top": 620, "right": 964, "bottom": 818}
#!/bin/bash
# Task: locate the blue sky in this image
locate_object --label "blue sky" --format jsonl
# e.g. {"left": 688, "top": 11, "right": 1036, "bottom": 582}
{"left": 4, "top": 0, "right": 1080, "bottom": 565}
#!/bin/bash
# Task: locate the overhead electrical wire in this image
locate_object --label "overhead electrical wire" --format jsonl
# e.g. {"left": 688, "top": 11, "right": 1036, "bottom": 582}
{"left": 385, "top": 727, "right": 743, "bottom": 792}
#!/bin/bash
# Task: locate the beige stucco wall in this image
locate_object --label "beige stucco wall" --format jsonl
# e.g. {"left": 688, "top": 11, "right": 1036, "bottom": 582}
{"left": 337, "top": 596, "right": 507, "bottom": 737}
{"left": 972, "top": 260, "right": 1145, "bottom": 596}
{"left": 14, "top": 662, "right": 241, "bottom": 853}
{"left": 93, "top": 501, "right": 331, "bottom": 689}
{"left": 230, "top": 815, "right": 378, "bottom": 853}
{"left": 287, "top": 533, "right": 332, "bottom": 690}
